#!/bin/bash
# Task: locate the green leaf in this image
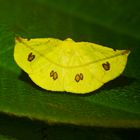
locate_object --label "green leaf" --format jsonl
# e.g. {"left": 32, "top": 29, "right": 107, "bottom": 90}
{"left": 0, "top": 113, "right": 140, "bottom": 140}
{"left": 0, "top": 0, "right": 140, "bottom": 129}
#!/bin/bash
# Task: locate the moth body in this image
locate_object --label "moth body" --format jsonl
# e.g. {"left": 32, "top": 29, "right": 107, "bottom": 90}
{"left": 14, "top": 37, "right": 130, "bottom": 94}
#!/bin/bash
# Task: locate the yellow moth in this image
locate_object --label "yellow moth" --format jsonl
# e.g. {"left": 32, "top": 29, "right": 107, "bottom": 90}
{"left": 14, "top": 37, "right": 130, "bottom": 94}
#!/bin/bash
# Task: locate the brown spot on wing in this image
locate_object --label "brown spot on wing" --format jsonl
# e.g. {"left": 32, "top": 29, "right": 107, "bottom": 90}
{"left": 102, "top": 62, "right": 110, "bottom": 71}
{"left": 50, "top": 70, "right": 58, "bottom": 80}
{"left": 50, "top": 70, "right": 54, "bottom": 77}
{"left": 75, "top": 74, "right": 80, "bottom": 82}
{"left": 53, "top": 72, "right": 58, "bottom": 80}
{"left": 75, "top": 73, "right": 84, "bottom": 82}
{"left": 16, "top": 37, "right": 23, "bottom": 42}
{"left": 28, "top": 52, "right": 35, "bottom": 62}
{"left": 122, "top": 50, "right": 130, "bottom": 55}
{"left": 80, "top": 73, "right": 84, "bottom": 80}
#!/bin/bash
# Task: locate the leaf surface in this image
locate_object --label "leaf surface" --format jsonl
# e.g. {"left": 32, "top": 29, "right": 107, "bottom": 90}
{"left": 0, "top": 0, "right": 140, "bottom": 128}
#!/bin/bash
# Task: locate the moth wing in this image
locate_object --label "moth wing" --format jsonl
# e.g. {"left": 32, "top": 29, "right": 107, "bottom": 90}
{"left": 29, "top": 63, "right": 64, "bottom": 92}
{"left": 14, "top": 37, "right": 61, "bottom": 73}
{"left": 64, "top": 67, "right": 104, "bottom": 93}
{"left": 63, "top": 42, "right": 130, "bottom": 93}
{"left": 14, "top": 37, "right": 65, "bottom": 91}
{"left": 14, "top": 38, "right": 130, "bottom": 94}
{"left": 77, "top": 42, "right": 130, "bottom": 82}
